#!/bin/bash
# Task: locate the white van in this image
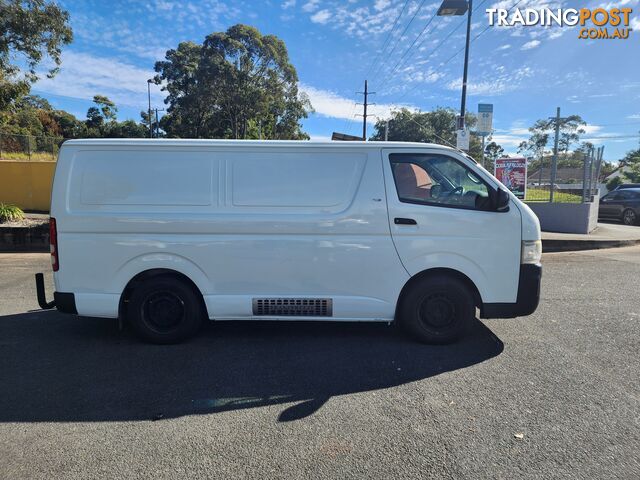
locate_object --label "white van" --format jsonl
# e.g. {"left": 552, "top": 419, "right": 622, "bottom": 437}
{"left": 36, "top": 139, "right": 541, "bottom": 344}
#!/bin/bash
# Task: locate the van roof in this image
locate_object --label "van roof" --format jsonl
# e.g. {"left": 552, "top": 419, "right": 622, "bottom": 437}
{"left": 62, "top": 138, "right": 453, "bottom": 150}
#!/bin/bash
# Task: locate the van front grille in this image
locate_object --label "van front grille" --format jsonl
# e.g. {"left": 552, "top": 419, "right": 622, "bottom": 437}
{"left": 252, "top": 298, "right": 333, "bottom": 317}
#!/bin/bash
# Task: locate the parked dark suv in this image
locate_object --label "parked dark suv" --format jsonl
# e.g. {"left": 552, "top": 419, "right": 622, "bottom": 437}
{"left": 613, "top": 183, "right": 640, "bottom": 190}
{"left": 599, "top": 188, "right": 640, "bottom": 225}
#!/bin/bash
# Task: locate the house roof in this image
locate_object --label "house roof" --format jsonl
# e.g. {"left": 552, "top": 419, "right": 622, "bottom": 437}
{"left": 528, "top": 167, "right": 587, "bottom": 182}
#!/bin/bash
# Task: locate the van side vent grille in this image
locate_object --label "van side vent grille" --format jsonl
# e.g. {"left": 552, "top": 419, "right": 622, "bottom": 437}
{"left": 252, "top": 298, "right": 333, "bottom": 317}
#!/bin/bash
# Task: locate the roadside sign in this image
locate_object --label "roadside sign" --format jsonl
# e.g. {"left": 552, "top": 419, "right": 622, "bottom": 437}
{"left": 495, "top": 157, "right": 527, "bottom": 199}
{"left": 456, "top": 129, "right": 470, "bottom": 151}
{"left": 477, "top": 104, "right": 493, "bottom": 136}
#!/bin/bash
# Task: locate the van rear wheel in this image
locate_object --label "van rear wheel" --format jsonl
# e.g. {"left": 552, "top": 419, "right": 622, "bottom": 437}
{"left": 128, "top": 275, "right": 204, "bottom": 344}
{"left": 399, "top": 275, "right": 473, "bottom": 344}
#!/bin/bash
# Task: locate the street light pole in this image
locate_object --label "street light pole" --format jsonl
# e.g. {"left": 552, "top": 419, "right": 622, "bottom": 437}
{"left": 147, "top": 79, "right": 153, "bottom": 139}
{"left": 437, "top": 0, "right": 472, "bottom": 130}
{"left": 459, "top": 0, "right": 472, "bottom": 129}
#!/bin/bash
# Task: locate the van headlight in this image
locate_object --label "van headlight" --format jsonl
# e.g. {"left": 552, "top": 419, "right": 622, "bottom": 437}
{"left": 521, "top": 240, "right": 542, "bottom": 265}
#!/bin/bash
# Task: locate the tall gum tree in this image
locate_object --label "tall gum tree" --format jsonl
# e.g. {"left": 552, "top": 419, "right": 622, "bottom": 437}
{"left": 154, "top": 24, "right": 312, "bottom": 139}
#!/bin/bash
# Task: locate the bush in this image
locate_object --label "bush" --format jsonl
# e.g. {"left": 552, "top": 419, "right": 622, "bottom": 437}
{"left": 0, "top": 203, "right": 25, "bottom": 223}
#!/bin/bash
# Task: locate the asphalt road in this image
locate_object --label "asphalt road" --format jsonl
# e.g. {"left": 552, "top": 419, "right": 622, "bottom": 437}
{"left": 0, "top": 248, "right": 639, "bottom": 479}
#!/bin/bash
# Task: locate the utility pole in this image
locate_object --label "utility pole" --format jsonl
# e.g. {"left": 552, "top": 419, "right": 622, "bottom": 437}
{"left": 147, "top": 79, "right": 153, "bottom": 139}
{"left": 549, "top": 107, "right": 563, "bottom": 203}
{"left": 582, "top": 145, "right": 593, "bottom": 202}
{"left": 356, "top": 80, "right": 375, "bottom": 140}
{"left": 384, "top": 120, "right": 389, "bottom": 141}
{"left": 154, "top": 108, "right": 164, "bottom": 138}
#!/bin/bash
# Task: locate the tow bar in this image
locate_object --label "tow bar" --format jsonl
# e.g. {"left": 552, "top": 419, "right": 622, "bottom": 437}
{"left": 35, "top": 273, "right": 56, "bottom": 310}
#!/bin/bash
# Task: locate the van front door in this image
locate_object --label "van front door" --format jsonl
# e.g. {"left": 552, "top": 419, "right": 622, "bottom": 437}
{"left": 382, "top": 149, "right": 522, "bottom": 305}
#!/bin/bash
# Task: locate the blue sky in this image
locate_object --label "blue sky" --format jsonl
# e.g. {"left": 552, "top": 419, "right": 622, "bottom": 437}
{"left": 31, "top": 0, "right": 640, "bottom": 161}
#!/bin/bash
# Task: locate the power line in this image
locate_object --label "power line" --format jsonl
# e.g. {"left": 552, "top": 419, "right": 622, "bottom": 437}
{"left": 374, "top": 10, "right": 440, "bottom": 91}
{"left": 587, "top": 121, "right": 640, "bottom": 127}
{"left": 377, "top": 0, "right": 490, "bottom": 94}
{"left": 364, "top": 0, "right": 411, "bottom": 81}
{"left": 338, "top": 100, "right": 358, "bottom": 134}
{"left": 393, "top": 0, "right": 520, "bottom": 105}
{"left": 370, "top": 0, "right": 429, "bottom": 82}
{"left": 582, "top": 134, "right": 640, "bottom": 139}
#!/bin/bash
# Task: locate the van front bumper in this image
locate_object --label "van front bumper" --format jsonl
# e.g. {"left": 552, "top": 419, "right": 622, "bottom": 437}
{"left": 480, "top": 264, "right": 542, "bottom": 319}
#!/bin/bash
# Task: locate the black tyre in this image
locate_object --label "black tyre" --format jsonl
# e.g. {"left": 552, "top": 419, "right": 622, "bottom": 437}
{"left": 622, "top": 208, "right": 637, "bottom": 226}
{"left": 127, "top": 275, "right": 204, "bottom": 344}
{"left": 398, "top": 275, "right": 474, "bottom": 344}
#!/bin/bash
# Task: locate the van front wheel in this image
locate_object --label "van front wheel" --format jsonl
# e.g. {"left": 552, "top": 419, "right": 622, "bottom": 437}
{"left": 128, "top": 276, "right": 204, "bottom": 344}
{"left": 399, "top": 276, "right": 474, "bottom": 344}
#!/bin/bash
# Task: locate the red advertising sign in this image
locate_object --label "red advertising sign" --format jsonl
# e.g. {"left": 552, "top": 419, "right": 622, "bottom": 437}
{"left": 495, "top": 157, "right": 527, "bottom": 199}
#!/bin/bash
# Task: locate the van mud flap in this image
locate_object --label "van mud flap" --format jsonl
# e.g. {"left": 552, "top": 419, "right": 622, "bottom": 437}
{"left": 35, "top": 273, "right": 56, "bottom": 309}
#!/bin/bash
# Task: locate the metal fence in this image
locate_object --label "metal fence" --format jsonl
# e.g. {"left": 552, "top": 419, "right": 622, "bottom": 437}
{"left": 526, "top": 146, "right": 605, "bottom": 204}
{"left": 0, "top": 132, "right": 61, "bottom": 162}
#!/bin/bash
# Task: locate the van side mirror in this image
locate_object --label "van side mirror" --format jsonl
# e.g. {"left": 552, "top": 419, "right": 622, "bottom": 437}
{"left": 495, "top": 188, "right": 510, "bottom": 212}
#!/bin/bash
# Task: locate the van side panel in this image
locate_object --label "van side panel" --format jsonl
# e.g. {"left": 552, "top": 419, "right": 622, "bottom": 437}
{"left": 52, "top": 146, "right": 409, "bottom": 320}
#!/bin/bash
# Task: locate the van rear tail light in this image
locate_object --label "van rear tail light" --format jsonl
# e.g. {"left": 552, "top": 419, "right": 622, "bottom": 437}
{"left": 50, "top": 217, "right": 59, "bottom": 272}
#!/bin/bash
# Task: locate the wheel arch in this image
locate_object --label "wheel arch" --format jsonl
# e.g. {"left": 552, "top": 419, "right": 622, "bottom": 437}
{"left": 118, "top": 268, "right": 207, "bottom": 320}
{"left": 396, "top": 267, "right": 483, "bottom": 319}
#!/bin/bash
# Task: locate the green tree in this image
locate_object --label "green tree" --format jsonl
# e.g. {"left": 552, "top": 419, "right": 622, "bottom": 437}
{"left": 518, "top": 131, "right": 549, "bottom": 173}
{"left": 521, "top": 115, "right": 586, "bottom": 161}
{"left": 0, "top": 0, "right": 73, "bottom": 111}
{"left": 155, "top": 24, "right": 311, "bottom": 139}
{"left": 483, "top": 141, "right": 504, "bottom": 172}
{"left": 621, "top": 147, "right": 640, "bottom": 183}
{"left": 86, "top": 95, "right": 117, "bottom": 130}
{"left": 369, "top": 107, "right": 483, "bottom": 160}
{"left": 102, "top": 119, "right": 148, "bottom": 138}
{"left": 606, "top": 176, "right": 623, "bottom": 191}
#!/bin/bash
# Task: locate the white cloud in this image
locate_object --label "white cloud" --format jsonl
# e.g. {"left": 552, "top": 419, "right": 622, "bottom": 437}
{"left": 627, "top": 114, "right": 640, "bottom": 119}
{"left": 311, "top": 9, "right": 332, "bottom": 24}
{"left": 68, "top": 1, "right": 243, "bottom": 62}
{"left": 599, "top": 0, "right": 639, "bottom": 10}
{"left": 301, "top": 1, "right": 407, "bottom": 37}
{"left": 302, "top": 0, "right": 320, "bottom": 12}
{"left": 582, "top": 124, "right": 603, "bottom": 135}
{"left": 497, "top": 44, "right": 511, "bottom": 50}
{"left": 548, "top": 30, "right": 564, "bottom": 40}
{"left": 300, "top": 83, "right": 413, "bottom": 123}
{"left": 282, "top": 0, "right": 296, "bottom": 8}
{"left": 488, "top": 134, "right": 526, "bottom": 148}
{"left": 521, "top": 40, "right": 541, "bottom": 50}
{"left": 34, "top": 51, "right": 165, "bottom": 110}
{"left": 447, "top": 66, "right": 534, "bottom": 96}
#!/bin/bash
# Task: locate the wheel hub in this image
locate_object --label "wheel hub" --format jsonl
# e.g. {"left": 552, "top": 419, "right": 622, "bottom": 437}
{"left": 142, "top": 291, "right": 185, "bottom": 331}
{"left": 419, "top": 294, "right": 456, "bottom": 329}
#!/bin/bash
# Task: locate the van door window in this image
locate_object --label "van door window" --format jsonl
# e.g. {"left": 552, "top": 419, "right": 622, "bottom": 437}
{"left": 390, "top": 154, "right": 492, "bottom": 210}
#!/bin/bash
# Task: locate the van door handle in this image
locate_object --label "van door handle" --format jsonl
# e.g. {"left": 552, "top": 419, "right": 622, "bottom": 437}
{"left": 394, "top": 217, "right": 417, "bottom": 225}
